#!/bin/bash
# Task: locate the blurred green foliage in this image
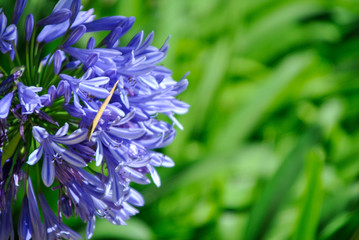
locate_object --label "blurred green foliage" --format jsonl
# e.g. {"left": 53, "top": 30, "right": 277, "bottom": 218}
{"left": 3, "top": 0, "right": 359, "bottom": 239}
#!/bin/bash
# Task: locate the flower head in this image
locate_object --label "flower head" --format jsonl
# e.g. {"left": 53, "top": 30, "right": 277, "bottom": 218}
{"left": 0, "top": 0, "right": 189, "bottom": 238}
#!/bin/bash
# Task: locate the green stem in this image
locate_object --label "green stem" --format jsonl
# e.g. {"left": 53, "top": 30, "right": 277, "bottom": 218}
{"left": 46, "top": 75, "right": 60, "bottom": 89}
{"left": 12, "top": 41, "right": 22, "bottom": 66}
{"left": 43, "top": 61, "right": 55, "bottom": 88}
{"left": 7, "top": 54, "right": 15, "bottom": 69}
{"left": 39, "top": 48, "right": 57, "bottom": 87}
{"left": 25, "top": 41, "right": 31, "bottom": 85}
{"left": 33, "top": 43, "right": 44, "bottom": 85}
{"left": 29, "top": 29, "right": 37, "bottom": 81}
{"left": 0, "top": 65, "right": 7, "bottom": 75}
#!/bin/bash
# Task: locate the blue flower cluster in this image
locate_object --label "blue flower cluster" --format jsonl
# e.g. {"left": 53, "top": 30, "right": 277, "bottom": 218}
{"left": 0, "top": 0, "right": 189, "bottom": 239}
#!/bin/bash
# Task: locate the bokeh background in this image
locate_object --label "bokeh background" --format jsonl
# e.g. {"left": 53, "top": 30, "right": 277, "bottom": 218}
{"left": 3, "top": 0, "right": 359, "bottom": 239}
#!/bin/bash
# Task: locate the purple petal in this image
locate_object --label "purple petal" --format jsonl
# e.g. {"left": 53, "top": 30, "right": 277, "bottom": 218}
{"left": 0, "top": 92, "right": 13, "bottom": 119}
{"left": 87, "top": 37, "right": 95, "bottom": 49}
{"left": 25, "top": 14, "right": 34, "bottom": 41}
{"left": 18, "top": 196, "right": 33, "bottom": 240}
{"left": 37, "top": 9, "right": 72, "bottom": 26}
{"left": 55, "top": 122, "right": 69, "bottom": 136}
{"left": 138, "top": 75, "right": 159, "bottom": 89}
{"left": 53, "top": 0, "right": 73, "bottom": 11}
{"left": 84, "top": 16, "right": 135, "bottom": 32}
{"left": 12, "top": 0, "right": 27, "bottom": 25}
{"left": 70, "top": 0, "right": 81, "bottom": 23}
{"left": 3, "top": 24, "right": 17, "bottom": 41}
{"left": 53, "top": 50, "right": 63, "bottom": 75}
{"left": 104, "top": 25, "right": 122, "bottom": 48}
{"left": 41, "top": 152, "right": 55, "bottom": 186}
{"left": 121, "top": 166, "right": 150, "bottom": 185}
{"left": 63, "top": 104, "right": 85, "bottom": 118}
{"left": 115, "top": 111, "right": 135, "bottom": 126}
{"left": 95, "top": 140, "right": 103, "bottom": 166}
{"left": 37, "top": 5, "right": 94, "bottom": 43}
{"left": 127, "top": 188, "right": 144, "bottom": 207}
{"left": 59, "top": 195, "right": 73, "bottom": 218}
{"left": 50, "top": 142, "right": 87, "bottom": 167}
{"left": 147, "top": 164, "right": 161, "bottom": 187}
{"left": 108, "top": 127, "right": 146, "bottom": 140}
{"left": 106, "top": 104, "right": 125, "bottom": 117}
{"left": 27, "top": 144, "right": 44, "bottom": 165}
{"left": 81, "top": 68, "right": 93, "bottom": 80}
{"left": 111, "top": 175, "right": 124, "bottom": 205}
{"left": 160, "top": 35, "right": 170, "bottom": 52}
{"left": 0, "top": 12, "right": 7, "bottom": 33}
{"left": 63, "top": 24, "right": 86, "bottom": 47}
{"left": 143, "top": 51, "right": 166, "bottom": 64}
{"left": 158, "top": 155, "right": 174, "bottom": 167}
{"left": 0, "top": 73, "right": 16, "bottom": 95}
{"left": 169, "top": 114, "right": 183, "bottom": 130}
{"left": 72, "top": 8, "right": 95, "bottom": 27}
{"left": 84, "top": 53, "right": 99, "bottom": 69}
{"left": 126, "top": 31, "right": 143, "bottom": 50}
{"left": 32, "top": 126, "right": 49, "bottom": 142}
{"left": 54, "top": 128, "right": 88, "bottom": 145}
{"left": 26, "top": 178, "right": 45, "bottom": 239}
{"left": 0, "top": 192, "right": 14, "bottom": 240}
{"left": 73, "top": 93, "right": 82, "bottom": 109}
{"left": 0, "top": 40, "right": 12, "bottom": 54}
{"left": 37, "top": 21, "right": 69, "bottom": 43}
{"left": 83, "top": 76, "right": 109, "bottom": 86}
{"left": 86, "top": 216, "right": 96, "bottom": 239}
{"left": 137, "top": 31, "right": 154, "bottom": 53}
{"left": 38, "top": 193, "right": 81, "bottom": 240}
{"left": 57, "top": 80, "right": 71, "bottom": 103}
{"left": 79, "top": 84, "right": 109, "bottom": 98}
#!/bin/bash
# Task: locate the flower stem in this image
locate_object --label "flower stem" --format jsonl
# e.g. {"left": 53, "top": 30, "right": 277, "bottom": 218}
{"left": 39, "top": 48, "right": 57, "bottom": 88}
{"left": 25, "top": 41, "right": 31, "bottom": 85}
{"left": 0, "top": 65, "right": 7, "bottom": 75}
{"left": 7, "top": 54, "right": 15, "bottom": 69}
{"left": 12, "top": 41, "right": 22, "bottom": 66}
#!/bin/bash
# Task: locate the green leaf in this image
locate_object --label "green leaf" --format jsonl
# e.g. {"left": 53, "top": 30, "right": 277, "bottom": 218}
{"left": 2, "top": 132, "right": 22, "bottom": 166}
{"left": 144, "top": 143, "right": 276, "bottom": 205}
{"left": 319, "top": 213, "right": 351, "bottom": 240}
{"left": 319, "top": 182, "right": 359, "bottom": 229}
{"left": 242, "top": 126, "right": 322, "bottom": 240}
{"left": 292, "top": 148, "right": 324, "bottom": 240}
{"left": 212, "top": 52, "right": 315, "bottom": 152}
{"left": 169, "top": 38, "right": 231, "bottom": 157}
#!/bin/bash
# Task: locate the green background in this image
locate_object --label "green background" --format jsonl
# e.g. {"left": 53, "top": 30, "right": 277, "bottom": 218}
{"left": 4, "top": 0, "right": 359, "bottom": 239}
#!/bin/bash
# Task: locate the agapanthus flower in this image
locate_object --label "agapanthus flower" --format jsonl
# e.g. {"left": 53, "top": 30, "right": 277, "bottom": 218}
{"left": 0, "top": 0, "right": 189, "bottom": 239}
{"left": 0, "top": 11, "right": 17, "bottom": 55}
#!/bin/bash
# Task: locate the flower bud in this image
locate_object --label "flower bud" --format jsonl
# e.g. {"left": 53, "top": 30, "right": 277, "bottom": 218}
{"left": 25, "top": 14, "right": 33, "bottom": 41}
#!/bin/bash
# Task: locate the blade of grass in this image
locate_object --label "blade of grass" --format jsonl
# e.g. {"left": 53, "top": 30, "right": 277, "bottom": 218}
{"left": 292, "top": 148, "right": 324, "bottom": 240}
{"left": 192, "top": 39, "right": 231, "bottom": 130}
{"left": 319, "top": 213, "right": 351, "bottom": 240}
{"left": 212, "top": 52, "right": 315, "bottom": 152}
{"left": 319, "top": 182, "right": 359, "bottom": 229}
{"left": 243, "top": 126, "right": 322, "bottom": 240}
{"left": 144, "top": 143, "right": 276, "bottom": 205}
{"left": 167, "top": 39, "right": 231, "bottom": 157}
